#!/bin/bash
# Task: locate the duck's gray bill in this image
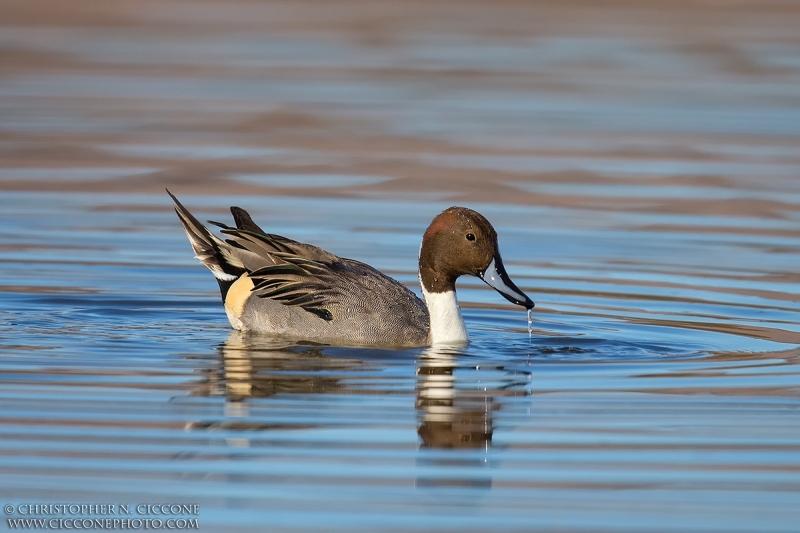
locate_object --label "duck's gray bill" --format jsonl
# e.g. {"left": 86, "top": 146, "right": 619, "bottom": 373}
{"left": 479, "top": 257, "right": 535, "bottom": 309}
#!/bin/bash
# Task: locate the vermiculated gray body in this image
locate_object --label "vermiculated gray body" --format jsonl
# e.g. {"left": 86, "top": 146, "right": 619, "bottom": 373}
{"left": 240, "top": 258, "right": 429, "bottom": 345}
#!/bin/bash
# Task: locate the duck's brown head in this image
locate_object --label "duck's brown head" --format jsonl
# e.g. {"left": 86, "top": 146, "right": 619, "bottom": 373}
{"left": 419, "top": 207, "right": 534, "bottom": 309}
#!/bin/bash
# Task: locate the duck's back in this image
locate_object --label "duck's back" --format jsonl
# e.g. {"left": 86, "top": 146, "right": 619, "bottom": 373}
{"left": 238, "top": 257, "right": 430, "bottom": 346}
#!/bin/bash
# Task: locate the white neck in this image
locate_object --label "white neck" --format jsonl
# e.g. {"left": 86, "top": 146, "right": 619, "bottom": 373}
{"left": 421, "top": 286, "right": 469, "bottom": 345}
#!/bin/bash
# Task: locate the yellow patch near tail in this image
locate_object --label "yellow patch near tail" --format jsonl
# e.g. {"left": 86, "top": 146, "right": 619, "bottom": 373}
{"left": 224, "top": 274, "right": 254, "bottom": 330}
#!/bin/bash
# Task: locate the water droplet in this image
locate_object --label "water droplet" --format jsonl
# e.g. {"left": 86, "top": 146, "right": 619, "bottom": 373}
{"left": 527, "top": 308, "right": 533, "bottom": 337}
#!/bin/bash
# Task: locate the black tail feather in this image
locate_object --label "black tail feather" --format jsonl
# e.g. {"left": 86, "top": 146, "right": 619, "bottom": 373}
{"left": 230, "top": 206, "right": 265, "bottom": 234}
{"left": 167, "top": 189, "right": 246, "bottom": 300}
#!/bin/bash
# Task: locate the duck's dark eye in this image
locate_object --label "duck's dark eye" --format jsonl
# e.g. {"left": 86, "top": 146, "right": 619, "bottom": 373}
{"left": 466, "top": 233, "right": 476, "bottom": 241}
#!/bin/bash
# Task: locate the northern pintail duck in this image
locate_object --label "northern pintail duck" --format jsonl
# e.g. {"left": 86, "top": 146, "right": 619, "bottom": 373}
{"left": 169, "top": 191, "right": 534, "bottom": 346}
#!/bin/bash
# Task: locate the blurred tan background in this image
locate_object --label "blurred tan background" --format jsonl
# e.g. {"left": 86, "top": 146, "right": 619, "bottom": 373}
{"left": 1, "top": 0, "right": 799, "bottom": 217}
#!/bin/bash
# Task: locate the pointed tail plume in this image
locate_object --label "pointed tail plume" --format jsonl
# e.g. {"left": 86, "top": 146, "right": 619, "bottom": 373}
{"left": 167, "top": 190, "right": 245, "bottom": 297}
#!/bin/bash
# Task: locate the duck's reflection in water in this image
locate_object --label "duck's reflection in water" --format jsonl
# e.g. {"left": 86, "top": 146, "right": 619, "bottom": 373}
{"left": 188, "top": 331, "right": 356, "bottom": 430}
{"left": 191, "top": 332, "right": 520, "bottom": 491}
{"left": 416, "top": 346, "right": 495, "bottom": 450}
{"left": 200, "top": 335, "right": 499, "bottom": 444}
{"left": 415, "top": 346, "right": 497, "bottom": 490}
{"left": 215, "top": 331, "right": 349, "bottom": 401}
